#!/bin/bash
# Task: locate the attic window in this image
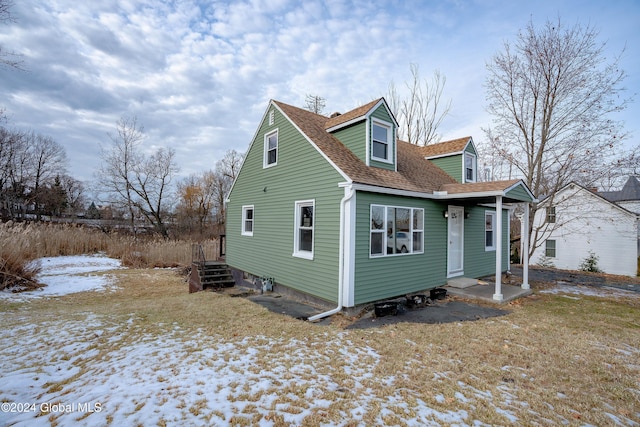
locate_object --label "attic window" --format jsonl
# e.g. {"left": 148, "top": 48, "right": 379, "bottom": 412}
{"left": 263, "top": 129, "right": 278, "bottom": 168}
{"left": 372, "top": 121, "right": 391, "bottom": 162}
{"left": 268, "top": 110, "right": 275, "bottom": 125}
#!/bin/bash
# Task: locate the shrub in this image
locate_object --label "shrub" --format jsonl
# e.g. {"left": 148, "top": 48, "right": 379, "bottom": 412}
{"left": 536, "top": 254, "right": 555, "bottom": 269}
{"left": 579, "top": 251, "right": 602, "bottom": 273}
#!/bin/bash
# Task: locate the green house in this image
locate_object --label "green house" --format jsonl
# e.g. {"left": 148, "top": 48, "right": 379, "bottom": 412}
{"left": 226, "top": 98, "right": 535, "bottom": 318}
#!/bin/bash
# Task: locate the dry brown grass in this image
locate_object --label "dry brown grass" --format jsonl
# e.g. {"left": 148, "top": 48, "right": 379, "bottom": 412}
{"left": 0, "top": 221, "right": 218, "bottom": 289}
{"left": 1, "top": 268, "right": 638, "bottom": 426}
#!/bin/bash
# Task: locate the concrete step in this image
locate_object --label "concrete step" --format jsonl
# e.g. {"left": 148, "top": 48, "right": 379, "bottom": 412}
{"left": 447, "top": 277, "right": 478, "bottom": 289}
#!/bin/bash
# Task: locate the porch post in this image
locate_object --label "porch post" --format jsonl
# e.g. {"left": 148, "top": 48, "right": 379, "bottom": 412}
{"left": 521, "top": 202, "right": 530, "bottom": 290}
{"left": 493, "top": 195, "right": 503, "bottom": 301}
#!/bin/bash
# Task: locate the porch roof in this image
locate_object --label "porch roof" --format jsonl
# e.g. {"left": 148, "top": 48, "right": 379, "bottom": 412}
{"left": 439, "top": 179, "right": 537, "bottom": 204}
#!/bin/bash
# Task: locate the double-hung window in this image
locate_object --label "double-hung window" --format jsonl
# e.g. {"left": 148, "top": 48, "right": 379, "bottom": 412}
{"left": 293, "top": 200, "right": 314, "bottom": 259}
{"left": 264, "top": 130, "right": 278, "bottom": 167}
{"left": 370, "top": 204, "right": 424, "bottom": 257}
{"left": 371, "top": 121, "right": 391, "bottom": 162}
{"left": 485, "top": 211, "right": 496, "bottom": 250}
{"left": 546, "top": 206, "right": 556, "bottom": 223}
{"left": 465, "top": 153, "right": 476, "bottom": 183}
{"left": 545, "top": 240, "right": 556, "bottom": 258}
{"left": 241, "top": 205, "right": 254, "bottom": 236}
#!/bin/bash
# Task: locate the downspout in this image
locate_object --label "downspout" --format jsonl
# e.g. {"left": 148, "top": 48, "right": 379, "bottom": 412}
{"left": 308, "top": 185, "right": 354, "bottom": 322}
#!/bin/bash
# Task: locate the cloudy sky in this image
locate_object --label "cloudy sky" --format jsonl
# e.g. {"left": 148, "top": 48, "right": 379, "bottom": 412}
{"left": 1, "top": 0, "right": 638, "bottom": 188}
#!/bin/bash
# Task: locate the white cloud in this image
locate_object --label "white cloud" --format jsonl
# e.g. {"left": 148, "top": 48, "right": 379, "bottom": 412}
{"left": 0, "top": 0, "right": 637, "bottom": 188}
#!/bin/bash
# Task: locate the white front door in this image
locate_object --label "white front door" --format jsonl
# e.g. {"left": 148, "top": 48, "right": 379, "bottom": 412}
{"left": 447, "top": 206, "right": 464, "bottom": 277}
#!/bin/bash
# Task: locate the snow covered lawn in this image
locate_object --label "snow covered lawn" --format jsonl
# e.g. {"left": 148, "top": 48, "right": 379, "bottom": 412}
{"left": 0, "top": 256, "right": 638, "bottom": 426}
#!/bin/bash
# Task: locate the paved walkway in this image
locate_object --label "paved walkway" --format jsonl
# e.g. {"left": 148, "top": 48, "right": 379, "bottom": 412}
{"left": 247, "top": 293, "right": 509, "bottom": 328}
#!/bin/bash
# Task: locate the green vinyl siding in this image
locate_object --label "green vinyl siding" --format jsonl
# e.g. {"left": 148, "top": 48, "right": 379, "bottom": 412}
{"left": 226, "top": 105, "right": 344, "bottom": 303}
{"left": 505, "top": 185, "right": 534, "bottom": 202}
{"left": 462, "top": 206, "right": 509, "bottom": 278}
{"left": 464, "top": 143, "right": 477, "bottom": 156}
{"left": 430, "top": 155, "right": 463, "bottom": 182}
{"left": 331, "top": 121, "right": 366, "bottom": 163}
{"left": 353, "top": 192, "right": 448, "bottom": 305}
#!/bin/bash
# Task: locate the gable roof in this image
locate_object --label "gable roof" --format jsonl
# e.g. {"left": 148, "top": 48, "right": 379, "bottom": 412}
{"left": 269, "top": 100, "right": 534, "bottom": 202}
{"left": 599, "top": 176, "right": 640, "bottom": 202}
{"left": 324, "top": 98, "right": 382, "bottom": 130}
{"left": 545, "top": 181, "right": 638, "bottom": 217}
{"left": 274, "top": 100, "right": 456, "bottom": 193}
{"left": 420, "top": 137, "right": 473, "bottom": 159}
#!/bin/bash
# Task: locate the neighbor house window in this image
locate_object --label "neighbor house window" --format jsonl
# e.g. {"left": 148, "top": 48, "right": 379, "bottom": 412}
{"left": 264, "top": 129, "right": 278, "bottom": 167}
{"left": 241, "top": 205, "right": 254, "bottom": 236}
{"left": 546, "top": 206, "right": 556, "bottom": 223}
{"left": 485, "top": 211, "right": 496, "bottom": 250}
{"left": 371, "top": 121, "right": 391, "bottom": 162}
{"left": 465, "top": 152, "right": 476, "bottom": 183}
{"left": 545, "top": 239, "right": 556, "bottom": 257}
{"left": 294, "top": 200, "right": 314, "bottom": 259}
{"left": 370, "top": 204, "right": 424, "bottom": 257}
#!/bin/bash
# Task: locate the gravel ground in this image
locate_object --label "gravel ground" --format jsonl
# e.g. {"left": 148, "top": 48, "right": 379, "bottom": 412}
{"left": 510, "top": 265, "right": 640, "bottom": 293}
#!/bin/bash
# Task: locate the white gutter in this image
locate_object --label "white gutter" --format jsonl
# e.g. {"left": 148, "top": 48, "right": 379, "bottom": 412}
{"left": 308, "top": 184, "right": 355, "bottom": 322}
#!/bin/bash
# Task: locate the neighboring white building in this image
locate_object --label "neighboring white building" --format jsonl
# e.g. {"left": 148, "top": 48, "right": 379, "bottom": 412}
{"left": 531, "top": 178, "right": 640, "bottom": 277}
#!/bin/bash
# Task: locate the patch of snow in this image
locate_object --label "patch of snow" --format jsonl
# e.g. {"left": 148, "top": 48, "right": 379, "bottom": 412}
{"left": 539, "top": 284, "right": 640, "bottom": 299}
{"left": 0, "top": 254, "right": 123, "bottom": 300}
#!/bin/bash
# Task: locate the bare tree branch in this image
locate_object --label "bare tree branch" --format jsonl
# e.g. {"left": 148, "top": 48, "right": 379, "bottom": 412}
{"left": 482, "top": 17, "right": 632, "bottom": 256}
{"left": 387, "top": 64, "right": 451, "bottom": 146}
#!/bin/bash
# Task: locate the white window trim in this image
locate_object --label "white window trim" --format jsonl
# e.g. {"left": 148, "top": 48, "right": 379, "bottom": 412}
{"left": 370, "top": 119, "right": 393, "bottom": 164}
{"left": 369, "top": 204, "right": 424, "bottom": 258}
{"left": 263, "top": 129, "right": 278, "bottom": 168}
{"left": 241, "top": 205, "right": 254, "bottom": 236}
{"left": 485, "top": 211, "right": 496, "bottom": 251}
{"left": 545, "top": 239, "right": 557, "bottom": 258}
{"left": 464, "top": 152, "right": 477, "bottom": 183}
{"left": 293, "top": 199, "right": 315, "bottom": 260}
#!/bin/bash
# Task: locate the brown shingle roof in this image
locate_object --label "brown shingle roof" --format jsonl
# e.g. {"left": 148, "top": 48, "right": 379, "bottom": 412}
{"left": 273, "top": 100, "right": 531, "bottom": 199}
{"left": 274, "top": 100, "right": 457, "bottom": 193}
{"left": 441, "top": 179, "right": 521, "bottom": 194}
{"left": 420, "top": 137, "right": 471, "bottom": 158}
{"left": 324, "top": 98, "right": 382, "bottom": 130}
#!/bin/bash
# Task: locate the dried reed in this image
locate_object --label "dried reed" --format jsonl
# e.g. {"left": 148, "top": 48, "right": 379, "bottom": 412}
{"left": 0, "top": 221, "right": 218, "bottom": 288}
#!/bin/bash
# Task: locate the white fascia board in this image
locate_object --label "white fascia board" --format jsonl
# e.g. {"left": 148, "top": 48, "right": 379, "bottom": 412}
{"left": 273, "top": 103, "right": 352, "bottom": 183}
{"left": 351, "top": 183, "right": 506, "bottom": 200}
{"left": 351, "top": 182, "right": 537, "bottom": 203}
{"left": 504, "top": 180, "right": 537, "bottom": 202}
{"left": 364, "top": 98, "right": 399, "bottom": 128}
{"left": 326, "top": 116, "right": 366, "bottom": 133}
{"left": 351, "top": 183, "right": 440, "bottom": 199}
{"left": 425, "top": 151, "right": 464, "bottom": 160}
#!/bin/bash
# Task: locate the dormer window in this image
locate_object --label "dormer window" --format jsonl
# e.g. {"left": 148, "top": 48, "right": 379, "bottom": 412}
{"left": 372, "top": 121, "right": 391, "bottom": 162}
{"left": 464, "top": 152, "right": 476, "bottom": 183}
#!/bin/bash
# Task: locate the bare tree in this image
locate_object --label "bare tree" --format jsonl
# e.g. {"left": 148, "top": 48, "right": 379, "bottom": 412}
{"left": 213, "top": 149, "right": 243, "bottom": 227}
{"left": 304, "top": 95, "right": 326, "bottom": 115}
{"left": 387, "top": 64, "right": 451, "bottom": 146}
{"left": 483, "top": 17, "right": 633, "bottom": 257}
{"left": 98, "top": 116, "right": 178, "bottom": 238}
{"left": 60, "top": 174, "right": 85, "bottom": 214}
{"left": 25, "top": 132, "right": 67, "bottom": 219}
{"left": 176, "top": 171, "right": 217, "bottom": 236}
{"left": 0, "top": 0, "right": 23, "bottom": 71}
